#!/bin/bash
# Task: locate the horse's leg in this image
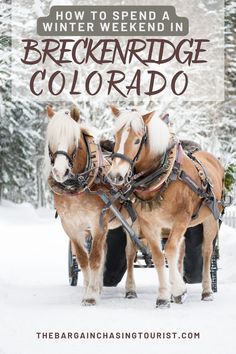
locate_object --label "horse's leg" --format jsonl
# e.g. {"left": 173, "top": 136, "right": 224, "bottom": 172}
{"left": 100, "top": 242, "right": 107, "bottom": 293}
{"left": 178, "top": 238, "right": 185, "bottom": 276}
{"left": 201, "top": 215, "right": 218, "bottom": 301}
{"left": 72, "top": 240, "right": 90, "bottom": 293}
{"left": 61, "top": 219, "right": 90, "bottom": 298}
{"left": 164, "top": 218, "right": 189, "bottom": 303}
{"left": 125, "top": 234, "right": 137, "bottom": 299}
{"left": 82, "top": 228, "right": 107, "bottom": 306}
{"left": 141, "top": 222, "right": 170, "bottom": 308}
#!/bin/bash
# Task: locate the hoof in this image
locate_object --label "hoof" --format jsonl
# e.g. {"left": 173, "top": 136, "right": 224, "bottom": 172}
{"left": 156, "top": 299, "right": 171, "bottom": 309}
{"left": 173, "top": 291, "right": 187, "bottom": 304}
{"left": 201, "top": 292, "right": 214, "bottom": 301}
{"left": 125, "top": 291, "right": 137, "bottom": 299}
{"left": 81, "top": 298, "right": 96, "bottom": 306}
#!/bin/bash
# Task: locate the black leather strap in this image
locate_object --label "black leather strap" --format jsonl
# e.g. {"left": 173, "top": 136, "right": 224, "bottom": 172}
{"left": 49, "top": 146, "right": 77, "bottom": 168}
{"left": 111, "top": 152, "right": 134, "bottom": 166}
{"left": 179, "top": 170, "right": 220, "bottom": 220}
{"left": 111, "top": 130, "right": 147, "bottom": 168}
{"left": 54, "top": 150, "right": 74, "bottom": 167}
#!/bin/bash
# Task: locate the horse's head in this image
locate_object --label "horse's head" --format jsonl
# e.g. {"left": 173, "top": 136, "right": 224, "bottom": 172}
{"left": 45, "top": 106, "right": 81, "bottom": 183}
{"left": 108, "top": 106, "right": 170, "bottom": 186}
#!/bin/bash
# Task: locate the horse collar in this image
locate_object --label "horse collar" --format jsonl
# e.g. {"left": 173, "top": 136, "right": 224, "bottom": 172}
{"left": 133, "top": 141, "right": 178, "bottom": 198}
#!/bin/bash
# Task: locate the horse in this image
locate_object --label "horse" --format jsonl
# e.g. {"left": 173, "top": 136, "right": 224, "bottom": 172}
{"left": 107, "top": 106, "right": 225, "bottom": 308}
{"left": 44, "top": 105, "right": 131, "bottom": 305}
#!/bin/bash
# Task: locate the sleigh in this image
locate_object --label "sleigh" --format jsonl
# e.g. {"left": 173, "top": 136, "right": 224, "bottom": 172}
{"left": 68, "top": 223, "right": 220, "bottom": 293}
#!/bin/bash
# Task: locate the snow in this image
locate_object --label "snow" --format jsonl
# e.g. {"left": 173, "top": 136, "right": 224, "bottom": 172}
{"left": 0, "top": 200, "right": 236, "bottom": 354}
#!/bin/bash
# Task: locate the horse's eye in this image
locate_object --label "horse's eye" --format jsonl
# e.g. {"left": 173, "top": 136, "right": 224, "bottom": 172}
{"left": 134, "top": 139, "right": 140, "bottom": 145}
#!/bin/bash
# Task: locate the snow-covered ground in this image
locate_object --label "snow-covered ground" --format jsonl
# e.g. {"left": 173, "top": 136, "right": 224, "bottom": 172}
{"left": 0, "top": 200, "right": 236, "bottom": 354}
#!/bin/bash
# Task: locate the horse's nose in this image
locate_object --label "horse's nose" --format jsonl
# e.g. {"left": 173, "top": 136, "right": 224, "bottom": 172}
{"left": 52, "top": 166, "right": 70, "bottom": 179}
{"left": 107, "top": 171, "right": 124, "bottom": 185}
{"left": 52, "top": 167, "right": 67, "bottom": 182}
{"left": 52, "top": 167, "right": 60, "bottom": 179}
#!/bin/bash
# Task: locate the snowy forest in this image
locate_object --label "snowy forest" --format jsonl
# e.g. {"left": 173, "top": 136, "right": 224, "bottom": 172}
{"left": 0, "top": 0, "right": 235, "bottom": 207}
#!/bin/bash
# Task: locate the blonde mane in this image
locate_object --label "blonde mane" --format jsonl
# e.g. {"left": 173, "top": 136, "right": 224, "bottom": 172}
{"left": 114, "top": 111, "right": 145, "bottom": 135}
{"left": 114, "top": 111, "right": 170, "bottom": 155}
{"left": 44, "top": 109, "right": 81, "bottom": 179}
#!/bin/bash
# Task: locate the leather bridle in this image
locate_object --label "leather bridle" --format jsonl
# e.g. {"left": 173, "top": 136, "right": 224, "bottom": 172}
{"left": 48, "top": 145, "right": 78, "bottom": 168}
{"left": 111, "top": 127, "right": 148, "bottom": 170}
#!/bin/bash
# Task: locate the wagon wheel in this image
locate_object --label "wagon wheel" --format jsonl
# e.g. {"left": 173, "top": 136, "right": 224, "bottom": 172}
{"left": 210, "top": 238, "right": 219, "bottom": 293}
{"left": 68, "top": 241, "right": 79, "bottom": 286}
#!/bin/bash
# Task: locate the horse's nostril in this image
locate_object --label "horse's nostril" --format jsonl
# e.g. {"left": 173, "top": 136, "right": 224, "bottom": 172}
{"left": 107, "top": 172, "right": 113, "bottom": 181}
{"left": 52, "top": 167, "right": 58, "bottom": 176}
{"left": 118, "top": 174, "right": 123, "bottom": 182}
{"left": 107, "top": 172, "right": 123, "bottom": 184}
{"left": 65, "top": 168, "right": 69, "bottom": 176}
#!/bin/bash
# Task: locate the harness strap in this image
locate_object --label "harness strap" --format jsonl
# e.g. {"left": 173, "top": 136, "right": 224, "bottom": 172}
{"left": 123, "top": 200, "right": 137, "bottom": 223}
{"left": 187, "top": 152, "right": 211, "bottom": 188}
{"left": 178, "top": 170, "right": 220, "bottom": 220}
{"left": 133, "top": 130, "right": 148, "bottom": 164}
{"left": 111, "top": 129, "right": 148, "bottom": 168}
{"left": 48, "top": 133, "right": 103, "bottom": 196}
{"left": 166, "top": 147, "right": 221, "bottom": 220}
{"left": 79, "top": 133, "right": 103, "bottom": 190}
{"left": 134, "top": 153, "right": 169, "bottom": 189}
{"left": 179, "top": 170, "right": 206, "bottom": 196}
{"left": 133, "top": 141, "right": 178, "bottom": 194}
{"left": 111, "top": 152, "right": 134, "bottom": 166}
{"left": 54, "top": 150, "right": 75, "bottom": 167}
{"left": 130, "top": 141, "right": 221, "bottom": 220}
{"left": 96, "top": 190, "right": 152, "bottom": 267}
{"left": 48, "top": 145, "right": 77, "bottom": 167}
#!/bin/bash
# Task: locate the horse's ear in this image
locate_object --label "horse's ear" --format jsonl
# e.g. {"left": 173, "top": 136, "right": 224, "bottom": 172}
{"left": 70, "top": 105, "right": 80, "bottom": 122}
{"left": 142, "top": 111, "right": 155, "bottom": 125}
{"left": 47, "top": 106, "right": 55, "bottom": 119}
{"left": 110, "top": 105, "right": 120, "bottom": 117}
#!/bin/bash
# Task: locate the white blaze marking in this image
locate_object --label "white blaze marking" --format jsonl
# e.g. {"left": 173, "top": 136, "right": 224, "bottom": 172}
{"left": 53, "top": 143, "right": 70, "bottom": 181}
{"left": 114, "top": 127, "right": 130, "bottom": 177}
{"left": 117, "top": 128, "right": 129, "bottom": 156}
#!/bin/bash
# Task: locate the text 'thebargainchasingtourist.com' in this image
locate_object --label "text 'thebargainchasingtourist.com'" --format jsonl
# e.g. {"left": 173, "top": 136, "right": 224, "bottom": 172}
{"left": 36, "top": 331, "right": 201, "bottom": 340}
